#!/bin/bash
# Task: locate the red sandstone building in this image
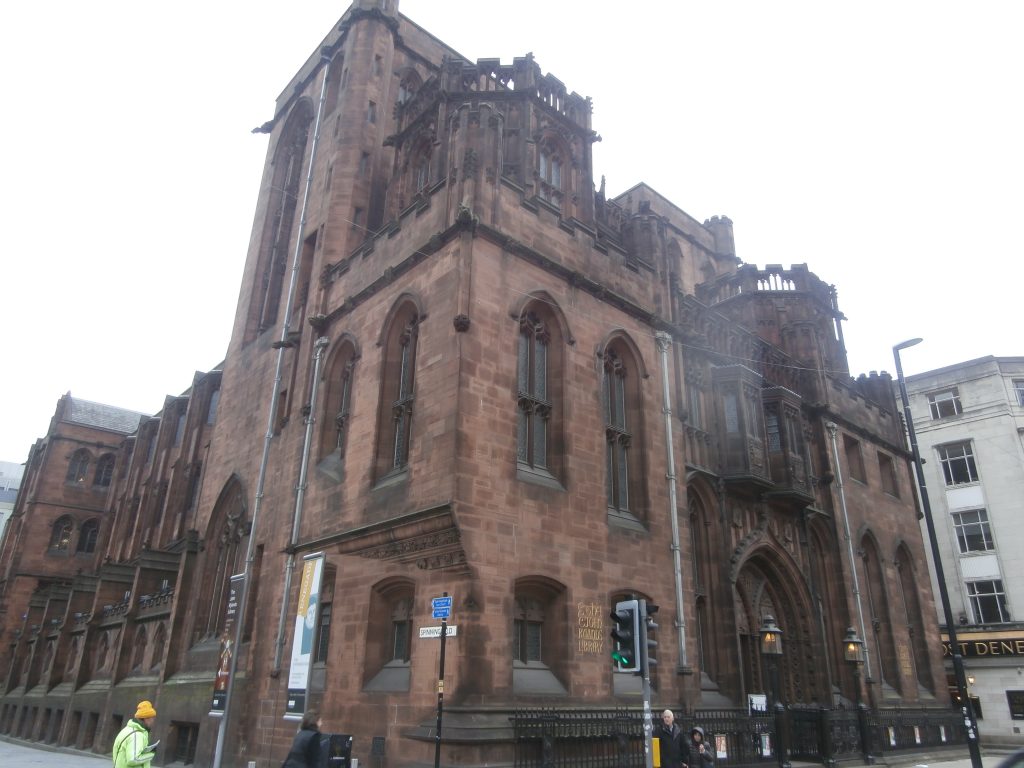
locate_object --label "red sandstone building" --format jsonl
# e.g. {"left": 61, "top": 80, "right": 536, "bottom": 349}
{"left": 0, "top": 2, "right": 952, "bottom": 766}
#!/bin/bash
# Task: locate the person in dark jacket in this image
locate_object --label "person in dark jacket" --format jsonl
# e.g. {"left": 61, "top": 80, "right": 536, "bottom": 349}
{"left": 282, "top": 710, "right": 323, "bottom": 768}
{"left": 657, "top": 709, "right": 685, "bottom": 768}
{"left": 686, "top": 725, "right": 714, "bottom": 768}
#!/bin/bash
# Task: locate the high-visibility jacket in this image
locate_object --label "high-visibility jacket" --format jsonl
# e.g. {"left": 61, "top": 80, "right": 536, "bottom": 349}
{"left": 112, "top": 718, "right": 154, "bottom": 768}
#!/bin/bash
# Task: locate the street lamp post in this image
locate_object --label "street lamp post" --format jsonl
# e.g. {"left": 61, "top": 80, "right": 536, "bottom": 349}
{"left": 843, "top": 627, "right": 873, "bottom": 764}
{"left": 760, "top": 615, "right": 791, "bottom": 768}
{"left": 892, "top": 338, "right": 982, "bottom": 768}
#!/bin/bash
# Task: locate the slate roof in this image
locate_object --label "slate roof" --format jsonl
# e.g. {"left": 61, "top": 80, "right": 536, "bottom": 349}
{"left": 66, "top": 397, "right": 148, "bottom": 435}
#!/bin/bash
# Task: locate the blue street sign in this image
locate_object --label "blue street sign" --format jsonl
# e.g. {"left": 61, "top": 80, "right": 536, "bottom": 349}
{"left": 431, "top": 596, "right": 452, "bottom": 620}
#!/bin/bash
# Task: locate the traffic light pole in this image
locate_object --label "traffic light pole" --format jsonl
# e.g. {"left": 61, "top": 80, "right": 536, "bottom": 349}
{"left": 639, "top": 601, "right": 655, "bottom": 768}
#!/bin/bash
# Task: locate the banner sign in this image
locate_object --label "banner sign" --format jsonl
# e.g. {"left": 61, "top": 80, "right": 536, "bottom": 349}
{"left": 210, "top": 573, "right": 244, "bottom": 715}
{"left": 286, "top": 553, "right": 325, "bottom": 718}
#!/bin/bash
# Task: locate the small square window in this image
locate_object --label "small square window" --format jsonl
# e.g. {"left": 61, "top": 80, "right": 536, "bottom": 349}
{"left": 928, "top": 388, "right": 962, "bottom": 419}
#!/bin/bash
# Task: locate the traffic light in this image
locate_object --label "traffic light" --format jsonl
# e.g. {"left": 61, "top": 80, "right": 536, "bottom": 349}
{"left": 641, "top": 601, "right": 659, "bottom": 672}
{"left": 610, "top": 599, "right": 640, "bottom": 672}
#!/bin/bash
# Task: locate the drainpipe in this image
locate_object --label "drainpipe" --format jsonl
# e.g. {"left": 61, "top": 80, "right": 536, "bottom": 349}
{"left": 655, "top": 331, "right": 687, "bottom": 668}
{"left": 212, "top": 48, "right": 334, "bottom": 768}
{"left": 273, "top": 335, "right": 330, "bottom": 673}
{"left": 825, "top": 421, "right": 872, "bottom": 680}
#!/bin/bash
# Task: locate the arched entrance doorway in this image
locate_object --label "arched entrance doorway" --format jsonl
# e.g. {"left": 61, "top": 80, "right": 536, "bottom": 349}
{"left": 734, "top": 546, "right": 827, "bottom": 707}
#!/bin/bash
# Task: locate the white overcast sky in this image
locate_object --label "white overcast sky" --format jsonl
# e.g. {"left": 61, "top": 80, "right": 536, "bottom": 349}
{"left": 1, "top": 1, "right": 1020, "bottom": 462}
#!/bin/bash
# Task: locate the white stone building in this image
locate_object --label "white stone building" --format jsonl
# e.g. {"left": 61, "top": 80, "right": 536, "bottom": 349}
{"left": 902, "top": 356, "right": 1024, "bottom": 746}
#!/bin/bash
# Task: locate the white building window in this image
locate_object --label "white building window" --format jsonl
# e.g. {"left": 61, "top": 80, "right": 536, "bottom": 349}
{"left": 928, "top": 388, "right": 962, "bottom": 419}
{"left": 952, "top": 509, "right": 994, "bottom": 553}
{"left": 937, "top": 441, "right": 978, "bottom": 486}
{"left": 1014, "top": 379, "right": 1024, "bottom": 407}
{"left": 966, "top": 580, "right": 1009, "bottom": 624}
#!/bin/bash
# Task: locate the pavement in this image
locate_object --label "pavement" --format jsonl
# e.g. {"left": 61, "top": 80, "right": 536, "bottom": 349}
{"left": 0, "top": 736, "right": 108, "bottom": 767}
{"left": 0, "top": 735, "right": 1019, "bottom": 768}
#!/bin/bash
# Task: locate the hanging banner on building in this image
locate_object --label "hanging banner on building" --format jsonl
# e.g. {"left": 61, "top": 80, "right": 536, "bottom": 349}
{"left": 285, "top": 553, "right": 325, "bottom": 719}
{"left": 210, "top": 573, "right": 244, "bottom": 715}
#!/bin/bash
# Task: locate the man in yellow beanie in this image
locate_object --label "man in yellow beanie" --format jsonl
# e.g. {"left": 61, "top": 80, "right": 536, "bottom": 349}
{"left": 112, "top": 700, "right": 158, "bottom": 768}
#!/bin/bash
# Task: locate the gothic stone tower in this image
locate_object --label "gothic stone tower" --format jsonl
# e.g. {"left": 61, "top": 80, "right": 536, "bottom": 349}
{"left": 0, "top": 2, "right": 948, "bottom": 766}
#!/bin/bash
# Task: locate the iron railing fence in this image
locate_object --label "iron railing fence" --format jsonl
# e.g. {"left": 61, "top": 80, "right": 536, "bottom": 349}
{"left": 512, "top": 706, "right": 967, "bottom": 768}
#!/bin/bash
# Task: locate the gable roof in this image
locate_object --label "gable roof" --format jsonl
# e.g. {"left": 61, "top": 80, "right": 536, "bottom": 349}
{"left": 66, "top": 397, "right": 148, "bottom": 435}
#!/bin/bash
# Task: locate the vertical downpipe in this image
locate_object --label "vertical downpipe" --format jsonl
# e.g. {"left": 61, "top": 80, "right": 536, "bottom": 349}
{"left": 212, "top": 48, "right": 334, "bottom": 768}
{"left": 273, "top": 335, "right": 330, "bottom": 673}
{"left": 826, "top": 421, "right": 873, "bottom": 680}
{"left": 655, "top": 332, "right": 687, "bottom": 668}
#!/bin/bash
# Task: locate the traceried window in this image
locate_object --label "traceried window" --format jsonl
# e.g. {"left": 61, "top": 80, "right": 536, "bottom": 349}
{"left": 413, "top": 153, "right": 430, "bottom": 193}
{"left": 953, "top": 509, "right": 994, "bottom": 553}
{"left": 77, "top": 520, "right": 99, "bottom": 554}
{"left": 928, "top": 388, "right": 963, "bottom": 419}
{"left": 320, "top": 341, "right": 358, "bottom": 464}
{"left": 174, "top": 409, "right": 186, "bottom": 446}
{"left": 966, "top": 580, "right": 1009, "bottom": 624}
{"left": 49, "top": 516, "right": 73, "bottom": 551}
{"left": 537, "top": 138, "right": 565, "bottom": 205}
{"left": 253, "top": 101, "right": 312, "bottom": 337}
{"left": 517, "top": 311, "right": 551, "bottom": 472}
{"left": 314, "top": 602, "right": 333, "bottom": 664}
{"left": 686, "top": 380, "right": 703, "bottom": 430}
{"left": 93, "top": 454, "right": 115, "bottom": 488}
{"left": 66, "top": 449, "right": 90, "bottom": 484}
{"left": 604, "top": 349, "right": 631, "bottom": 513}
{"left": 937, "top": 441, "right": 979, "bottom": 486}
{"left": 765, "top": 407, "right": 782, "bottom": 453}
{"left": 374, "top": 301, "right": 419, "bottom": 481}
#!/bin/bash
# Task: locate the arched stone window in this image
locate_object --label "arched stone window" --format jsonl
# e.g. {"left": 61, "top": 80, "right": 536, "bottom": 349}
{"left": 77, "top": 520, "right": 99, "bottom": 554}
{"left": 363, "top": 578, "right": 414, "bottom": 692}
{"left": 319, "top": 339, "right": 359, "bottom": 465}
{"left": 895, "top": 544, "right": 934, "bottom": 695}
{"left": 516, "top": 301, "right": 567, "bottom": 484}
{"left": 397, "top": 69, "right": 421, "bottom": 106}
{"left": 49, "top": 516, "right": 73, "bottom": 551}
{"left": 512, "top": 577, "right": 567, "bottom": 695}
{"left": 93, "top": 454, "right": 115, "bottom": 487}
{"left": 601, "top": 336, "right": 648, "bottom": 525}
{"left": 150, "top": 623, "right": 167, "bottom": 672}
{"left": 194, "top": 478, "right": 248, "bottom": 644}
{"left": 374, "top": 299, "right": 420, "bottom": 482}
{"left": 63, "top": 636, "right": 80, "bottom": 679}
{"left": 537, "top": 136, "right": 566, "bottom": 206}
{"left": 66, "top": 449, "right": 91, "bottom": 484}
{"left": 251, "top": 100, "right": 314, "bottom": 338}
{"left": 130, "top": 625, "right": 147, "bottom": 672}
{"left": 861, "top": 534, "right": 901, "bottom": 696}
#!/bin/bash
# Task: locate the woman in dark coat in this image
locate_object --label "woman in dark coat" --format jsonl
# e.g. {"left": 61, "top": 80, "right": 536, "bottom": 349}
{"left": 282, "top": 710, "right": 323, "bottom": 768}
{"left": 686, "top": 726, "right": 714, "bottom": 768}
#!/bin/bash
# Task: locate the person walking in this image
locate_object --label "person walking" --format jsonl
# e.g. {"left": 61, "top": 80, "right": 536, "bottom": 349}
{"left": 686, "top": 725, "right": 714, "bottom": 768}
{"left": 112, "top": 700, "right": 158, "bottom": 768}
{"left": 282, "top": 710, "right": 323, "bottom": 768}
{"left": 656, "top": 709, "right": 685, "bottom": 768}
